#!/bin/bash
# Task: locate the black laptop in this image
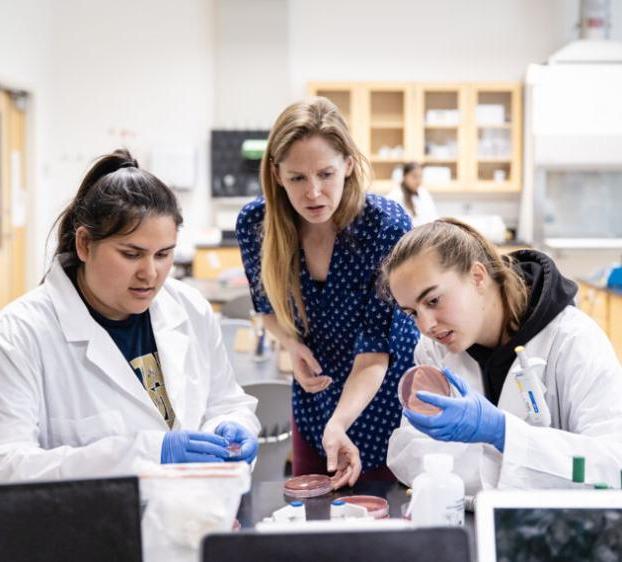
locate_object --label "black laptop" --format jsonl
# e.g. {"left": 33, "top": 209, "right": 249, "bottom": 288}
{"left": 0, "top": 476, "right": 142, "bottom": 562}
{"left": 202, "top": 527, "right": 471, "bottom": 562}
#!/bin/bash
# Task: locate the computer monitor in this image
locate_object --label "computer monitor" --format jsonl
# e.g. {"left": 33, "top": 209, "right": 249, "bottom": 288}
{"left": 203, "top": 525, "right": 471, "bottom": 562}
{"left": 0, "top": 476, "right": 142, "bottom": 562}
{"left": 476, "top": 489, "right": 622, "bottom": 562}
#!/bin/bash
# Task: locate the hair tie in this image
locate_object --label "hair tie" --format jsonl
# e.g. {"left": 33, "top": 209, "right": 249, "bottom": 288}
{"left": 119, "top": 159, "right": 138, "bottom": 169}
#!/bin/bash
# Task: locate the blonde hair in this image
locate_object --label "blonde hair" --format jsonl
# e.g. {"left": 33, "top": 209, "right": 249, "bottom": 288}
{"left": 380, "top": 218, "right": 528, "bottom": 338}
{"left": 260, "top": 97, "right": 368, "bottom": 336}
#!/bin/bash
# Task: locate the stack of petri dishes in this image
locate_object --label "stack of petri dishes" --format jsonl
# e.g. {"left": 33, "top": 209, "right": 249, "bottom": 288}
{"left": 283, "top": 474, "right": 332, "bottom": 499}
{"left": 397, "top": 364, "right": 450, "bottom": 415}
{"left": 339, "top": 495, "right": 389, "bottom": 519}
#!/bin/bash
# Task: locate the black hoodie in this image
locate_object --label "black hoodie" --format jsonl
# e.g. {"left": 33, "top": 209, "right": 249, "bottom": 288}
{"left": 466, "top": 249, "right": 578, "bottom": 406}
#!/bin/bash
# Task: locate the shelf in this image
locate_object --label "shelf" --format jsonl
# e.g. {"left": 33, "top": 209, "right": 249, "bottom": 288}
{"left": 370, "top": 91, "right": 405, "bottom": 127}
{"left": 371, "top": 121, "right": 404, "bottom": 129}
{"left": 426, "top": 180, "right": 461, "bottom": 192}
{"left": 477, "top": 123, "right": 511, "bottom": 129}
{"left": 477, "top": 157, "right": 512, "bottom": 163}
{"left": 423, "top": 157, "right": 458, "bottom": 163}
{"left": 424, "top": 123, "right": 459, "bottom": 129}
{"left": 474, "top": 180, "right": 518, "bottom": 191}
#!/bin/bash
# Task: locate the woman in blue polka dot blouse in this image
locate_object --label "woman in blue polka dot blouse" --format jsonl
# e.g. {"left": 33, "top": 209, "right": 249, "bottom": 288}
{"left": 236, "top": 97, "right": 418, "bottom": 488}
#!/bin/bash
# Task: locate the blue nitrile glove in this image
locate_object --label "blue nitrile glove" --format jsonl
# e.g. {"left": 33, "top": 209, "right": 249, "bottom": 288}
{"left": 215, "top": 421, "right": 259, "bottom": 464}
{"left": 160, "top": 430, "right": 229, "bottom": 464}
{"left": 403, "top": 368, "right": 506, "bottom": 452}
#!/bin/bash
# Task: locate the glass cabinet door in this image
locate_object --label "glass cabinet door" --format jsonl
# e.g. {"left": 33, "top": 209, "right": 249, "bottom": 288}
{"left": 416, "top": 85, "right": 466, "bottom": 191}
{"left": 367, "top": 86, "right": 410, "bottom": 193}
{"left": 471, "top": 85, "right": 522, "bottom": 192}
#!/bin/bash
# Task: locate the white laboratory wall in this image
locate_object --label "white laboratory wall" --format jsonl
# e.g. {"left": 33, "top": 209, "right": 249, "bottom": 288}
{"left": 1, "top": 0, "right": 216, "bottom": 285}
{"left": 45, "top": 0, "right": 215, "bottom": 274}
{"left": 288, "top": 0, "right": 579, "bottom": 91}
{"left": 213, "top": 0, "right": 290, "bottom": 129}
{"left": 0, "top": 1, "right": 53, "bottom": 87}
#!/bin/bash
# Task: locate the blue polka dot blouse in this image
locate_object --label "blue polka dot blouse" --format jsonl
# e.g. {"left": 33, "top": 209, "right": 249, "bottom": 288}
{"left": 236, "top": 194, "right": 419, "bottom": 471}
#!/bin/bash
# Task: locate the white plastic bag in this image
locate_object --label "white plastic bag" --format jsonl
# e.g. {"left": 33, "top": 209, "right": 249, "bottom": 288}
{"left": 139, "top": 462, "right": 250, "bottom": 562}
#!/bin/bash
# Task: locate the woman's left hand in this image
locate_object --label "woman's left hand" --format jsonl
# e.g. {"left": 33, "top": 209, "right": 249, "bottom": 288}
{"left": 403, "top": 368, "right": 506, "bottom": 452}
{"left": 322, "top": 420, "right": 361, "bottom": 489}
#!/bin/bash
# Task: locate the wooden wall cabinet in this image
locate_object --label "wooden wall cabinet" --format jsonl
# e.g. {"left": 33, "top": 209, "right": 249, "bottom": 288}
{"left": 308, "top": 81, "right": 522, "bottom": 195}
{"left": 577, "top": 282, "right": 622, "bottom": 362}
{"left": 469, "top": 83, "right": 522, "bottom": 193}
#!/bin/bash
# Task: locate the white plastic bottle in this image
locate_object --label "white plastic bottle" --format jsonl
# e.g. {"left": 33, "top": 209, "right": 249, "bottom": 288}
{"left": 408, "top": 453, "right": 465, "bottom": 527}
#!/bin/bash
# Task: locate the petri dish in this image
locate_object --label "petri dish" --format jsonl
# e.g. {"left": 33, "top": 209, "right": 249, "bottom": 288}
{"left": 227, "top": 442, "right": 242, "bottom": 457}
{"left": 397, "top": 365, "right": 450, "bottom": 415}
{"left": 339, "top": 495, "right": 389, "bottom": 519}
{"left": 283, "top": 474, "right": 332, "bottom": 499}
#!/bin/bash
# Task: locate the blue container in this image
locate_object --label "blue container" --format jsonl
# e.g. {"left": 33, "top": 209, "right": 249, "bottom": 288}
{"left": 607, "top": 266, "right": 622, "bottom": 290}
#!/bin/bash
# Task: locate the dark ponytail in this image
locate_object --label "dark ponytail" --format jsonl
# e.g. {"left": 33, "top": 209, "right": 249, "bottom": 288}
{"left": 51, "top": 148, "right": 182, "bottom": 270}
{"left": 400, "top": 162, "right": 419, "bottom": 217}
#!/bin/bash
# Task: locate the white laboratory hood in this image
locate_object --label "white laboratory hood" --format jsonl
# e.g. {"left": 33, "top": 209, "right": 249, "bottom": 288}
{"left": 519, "top": 40, "right": 622, "bottom": 248}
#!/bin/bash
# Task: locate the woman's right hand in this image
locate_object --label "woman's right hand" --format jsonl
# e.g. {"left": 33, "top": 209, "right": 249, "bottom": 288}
{"left": 284, "top": 339, "right": 332, "bottom": 393}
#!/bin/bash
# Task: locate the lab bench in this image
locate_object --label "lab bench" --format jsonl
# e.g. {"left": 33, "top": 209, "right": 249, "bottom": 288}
{"left": 236, "top": 479, "right": 476, "bottom": 559}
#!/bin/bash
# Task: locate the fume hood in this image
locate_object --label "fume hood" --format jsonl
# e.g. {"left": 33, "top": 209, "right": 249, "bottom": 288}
{"left": 519, "top": 39, "right": 622, "bottom": 249}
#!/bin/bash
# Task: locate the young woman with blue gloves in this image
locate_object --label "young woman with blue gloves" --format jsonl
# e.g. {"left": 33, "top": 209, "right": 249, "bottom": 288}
{"left": 383, "top": 218, "right": 622, "bottom": 493}
{"left": 236, "top": 98, "right": 418, "bottom": 488}
{"left": 0, "top": 149, "right": 259, "bottom": 481}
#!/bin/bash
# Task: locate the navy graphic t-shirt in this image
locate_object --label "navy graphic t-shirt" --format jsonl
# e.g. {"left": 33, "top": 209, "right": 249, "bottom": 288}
{"left": 68, "top": 268, "right": 176, "bottom": 427}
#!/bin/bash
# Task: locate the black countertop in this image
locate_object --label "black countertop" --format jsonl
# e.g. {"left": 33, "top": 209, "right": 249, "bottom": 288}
{"left": 235, "top": 480, "right": 476, "bottom": 559}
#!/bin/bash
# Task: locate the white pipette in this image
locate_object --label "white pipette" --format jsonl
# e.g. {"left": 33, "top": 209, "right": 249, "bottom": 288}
{"left": 513, "top": 346, "right": 551, "bottom": 426}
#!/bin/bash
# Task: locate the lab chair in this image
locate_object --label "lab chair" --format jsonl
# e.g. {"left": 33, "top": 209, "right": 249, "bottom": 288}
{"left": 243, "top": 380, "right": 293, "bottom": 482}
{"left": 220, "top": 293, "right": 253, "bottom": 320}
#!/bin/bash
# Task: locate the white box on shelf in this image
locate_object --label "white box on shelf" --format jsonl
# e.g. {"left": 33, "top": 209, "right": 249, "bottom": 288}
{"left": 422, "top": 166, "right": 452, "bottom": 183}
{"left": 476, "top": 104, "right": 505, "bottom": 125}
{"left": 425, "top": 109, "right": 459, "bottom": 126}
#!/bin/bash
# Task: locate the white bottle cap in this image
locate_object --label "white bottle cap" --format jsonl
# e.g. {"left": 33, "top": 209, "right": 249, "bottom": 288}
{"left": 423, "top": 453, "right": 454, "bottom": 473}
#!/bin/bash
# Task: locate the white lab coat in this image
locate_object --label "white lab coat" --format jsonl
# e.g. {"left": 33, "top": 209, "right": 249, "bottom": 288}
{"left": 0, "top": 259, "right": 260, "bottom": 482}
{"left": 387, "top": 306, "right": 622, "bottom": 494}
{"left": 387, "top": 187, "right": 438, "bottom": 227}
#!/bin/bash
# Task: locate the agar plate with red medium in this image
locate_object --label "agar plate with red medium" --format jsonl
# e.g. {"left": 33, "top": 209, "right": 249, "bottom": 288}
{"left": 397, "top": 365, "right": 451, "bottom": 415}
{"left": 227, "top": 442, "right": 242, "bottom": 457}
{"left": 339, "top": 495, "right": 389, "bottom": 519}
{"left": 283, "top": 474, "right": 332, "bottom": 499}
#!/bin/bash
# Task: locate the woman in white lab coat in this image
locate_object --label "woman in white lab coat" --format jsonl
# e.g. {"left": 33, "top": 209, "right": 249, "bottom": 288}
{"left": 387, "top": 162, "right": 438, "bottom": 227}
{"left": 382, "top": 218, "right": 622, "bottom": 493}
{"left": 0, "top": 149, "right": 260, "bottom": 482}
